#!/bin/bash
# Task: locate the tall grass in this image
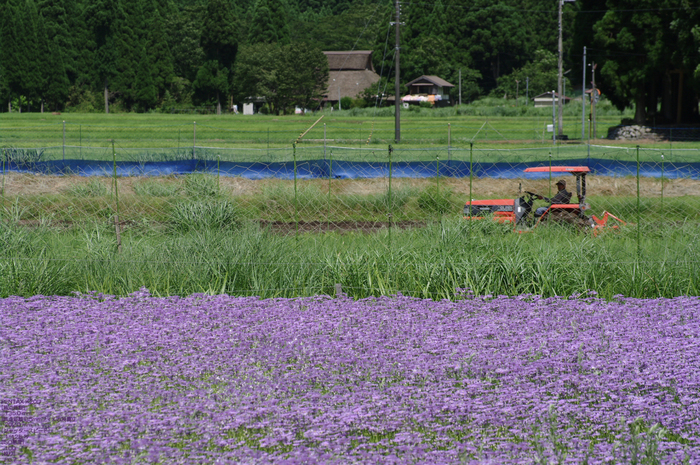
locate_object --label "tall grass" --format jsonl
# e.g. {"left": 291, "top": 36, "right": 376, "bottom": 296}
{"left": 0, "top": 217, "right": 698, "bottom": 299}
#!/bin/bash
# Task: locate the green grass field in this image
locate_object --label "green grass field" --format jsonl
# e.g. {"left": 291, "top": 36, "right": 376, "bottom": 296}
{"left": 0, "top": 171, "right": 698, "bottom": 299}
{"left": 1, "top": 216, "right": 698, "bottom": 299}
{"left": 2, "top": 107, "right": 699, "bottom": 300}
{"left": 2, "top": 101, "right": 693, "bottom": 154}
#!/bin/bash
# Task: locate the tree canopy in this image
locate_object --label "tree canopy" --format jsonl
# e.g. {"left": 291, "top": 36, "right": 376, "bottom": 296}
{"left": 0, "top": 0, "right": 697, "bottom": 122}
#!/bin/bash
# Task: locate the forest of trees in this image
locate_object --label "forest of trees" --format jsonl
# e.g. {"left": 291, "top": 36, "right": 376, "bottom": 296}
{"left": 0, "top": 0, "right": 699, "bottom": 123}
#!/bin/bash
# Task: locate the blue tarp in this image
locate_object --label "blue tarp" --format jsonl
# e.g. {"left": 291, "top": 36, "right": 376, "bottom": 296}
{"left": 3, "top": 158, "right": 700, "bottom": 179}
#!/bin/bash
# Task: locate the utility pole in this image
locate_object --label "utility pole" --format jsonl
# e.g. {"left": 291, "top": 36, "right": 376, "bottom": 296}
{"left": 581, "top": 46, "right": 586, "bottom": 141}
{"left": 558, "top": 0, "right": 576, "bottom": 139}
{"left": 459, "top": 68, "right": 462, "bottom": 106}
{"left": 591, "top": 62, "right": 597, "bottom": 140}
{"left": 394, "top": 0, "right": 401, "bottom": 142}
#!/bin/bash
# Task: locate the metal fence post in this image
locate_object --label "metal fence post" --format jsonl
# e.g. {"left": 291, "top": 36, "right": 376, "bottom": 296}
{"left": 469, "top": 142, "right": 474, "bottom": 239}
{"left": 63, "top": 121, "right": 66, "bottom": 161}
{"left": 1, "top": 149, "right": 5, "bottom": 219}
{"left": 193, "top": 121, "right": 196, "bottom": 160}
{"left": 113, "top": 140, "right": 122, "bottom": 253}
{"left": 388, "top": 144, "right": 393, "bottom": 250}
{"left": 327, "top": 150, "right": 332, "bottom": 233}
{"left": 447, "top": 123, "right": 451, "bottom": 163}
{"left": 548, "top": 151, "right": 553, "bottom": 197}
{"left": 660, "top": 153, "right": 665, "bottom": 214}
{"left": 436, "top": 152, "right": 440, "bottom": 198}
{"left": 636, "top": 145, "right": 641, "bottom": 259}
{"left": 293, "top": 142, "right": 298, "bottom": 238}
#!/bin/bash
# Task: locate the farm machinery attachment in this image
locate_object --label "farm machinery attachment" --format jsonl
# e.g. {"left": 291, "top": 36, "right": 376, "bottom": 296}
{"left": 464, "top": 166, "right": 626, "bottom": 233}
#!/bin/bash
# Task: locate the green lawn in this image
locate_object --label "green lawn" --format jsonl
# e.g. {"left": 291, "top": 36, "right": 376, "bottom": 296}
{"left": 3, "top": 105, "right": 699, "bottom": 166}
{"left": 2, "top": 103, "right": 691, "bottom": 154}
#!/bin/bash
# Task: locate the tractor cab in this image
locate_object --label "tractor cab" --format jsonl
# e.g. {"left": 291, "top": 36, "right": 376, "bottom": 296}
{"left": 464, "top": 166, "right": 625, "bottom": 232}
{"left": 524, "top": 166, "right": 589, "bottom": 227}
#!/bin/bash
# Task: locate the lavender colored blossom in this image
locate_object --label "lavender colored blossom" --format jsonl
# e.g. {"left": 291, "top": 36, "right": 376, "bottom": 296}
{"left": 1, "top": 290, "right": 699, "bottom": 463}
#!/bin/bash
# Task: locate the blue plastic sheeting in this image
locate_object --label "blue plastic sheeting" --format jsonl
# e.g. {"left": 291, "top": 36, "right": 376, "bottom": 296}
{"left": 3, "top": 158, "right": 700, "bottom": 179}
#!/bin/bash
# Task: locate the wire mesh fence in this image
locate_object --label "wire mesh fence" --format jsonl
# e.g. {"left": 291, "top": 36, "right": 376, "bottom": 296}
{"left": 1, "top": 123, "right": 700, "bottom": 298}
{"left": 5, "top": 119, "right": 700, "bottom": 152}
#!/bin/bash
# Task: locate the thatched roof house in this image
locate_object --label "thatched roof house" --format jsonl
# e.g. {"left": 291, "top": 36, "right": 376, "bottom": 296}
{"left": 323, "top": 51, "right": 381, "bottom": 107}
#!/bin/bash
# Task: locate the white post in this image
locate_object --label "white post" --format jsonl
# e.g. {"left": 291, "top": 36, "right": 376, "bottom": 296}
{"left": 552, "top": 90, "right": 556, "bottom": 145}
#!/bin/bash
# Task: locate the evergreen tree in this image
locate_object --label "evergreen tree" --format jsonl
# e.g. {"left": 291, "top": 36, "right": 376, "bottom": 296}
{"left": 592, "top": 0, "right": 700, "bottom": 123}
{"left": 0, "top": 2, "right": 23, "bottom": 110}
{"left": 277, "top": 42, "right": 328, "bottom": 112}
{"left": 233, "top": 42, "right": 328, "bottom": 115}
{"left": 192, "top": 59, "right": 229, "bottom": 110}
{"left": 200, "top": 0, "right": 237, "bottom": 69}
{"left": 134, "top": 46, "right": 157, "bottom": 111}
{"left": 37, "top": 0, "right": 77, "bottom": 83}
{"left": 144, "top": 2, "right": 174, "bottom": 101}
{"left": 20, "top": 0, "right": 43, "bottom": 110}
{"left": 44, "top": 34, "right": 70, "bottom": 110}
{"left": 247, "top": 0, "right": 291, "bottom": 45}
{"left": 85, "top": 0, "right": 126, "bottom": 113}
{"left": 116, "top": 0, "right": 146, "bottom": 108}
{"left": 35, "top": 10, "right": 69, "bottom": 111}
{"left": 166, "top": 4, "right": 204, "bottom": 84}
{"left": 195, "top": 0, "right": 237, "bottom": 113}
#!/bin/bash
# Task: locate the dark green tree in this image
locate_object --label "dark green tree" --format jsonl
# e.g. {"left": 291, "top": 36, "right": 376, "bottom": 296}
{"left": 85, "top": 0, "right": 127, "bottom": 113}
{"left": 166, "top": 5, "right": 204, "bottom": 84}
{"left": 144, "top": 3, "right": 174, "bottom": 101}
{"left": 591, "top": 0, "right": 699, "bottom": 124}
{"left": 195, "top": 0, "right": 237, "bottom": 113}
{"left": 134, "top": 46, "right": 157, "bottom": 111}
{"left": 0, "top": 2, "right": 23, "bottom": 110}
{"left": 35, "top": 10, "right": 69, "bottom": 111}
{"left": 247, "top": 0, "right": 291, "bottom": 45}
{"left": 20, "top": 0, "right": 43, "bottom": 110}
{"left": 232, "top": 42, "right": 278, "bottom": 110}
{"left": 277, "top": 42, "right": 328, "bottom": 111}
{"left": 115, "top": 0, "right": 149, "bottom": 109}
{"left": 233, "top": 42, "right": 328, "bottom": 115}
{"left": 37, "top": 0, "right": 79, "bottom": 83}
{"left": 299, "top": 2, "right": 386, "bottom": 51}
{"left": 192, "top": 59, "right": 229, "bottom": 109}
{"left": 491, "top": 49, "right": 560, "bottom": 100}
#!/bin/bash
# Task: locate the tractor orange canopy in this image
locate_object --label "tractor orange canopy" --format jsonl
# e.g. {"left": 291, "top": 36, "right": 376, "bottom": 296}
{"left": 524, "top": 166, "right": 590, "bottom": 174}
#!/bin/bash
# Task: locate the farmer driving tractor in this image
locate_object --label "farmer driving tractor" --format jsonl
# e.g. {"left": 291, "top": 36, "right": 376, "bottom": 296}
{"left": 534, "top": 179, "right": 572, "bottom": 218}
{"left": 464, "top": 166, "right": 626, "bottom": 233}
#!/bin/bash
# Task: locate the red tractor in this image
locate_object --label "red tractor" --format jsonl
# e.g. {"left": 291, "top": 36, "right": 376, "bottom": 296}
{"left": 464, "top": 166, "right": 625, "bottom": 232}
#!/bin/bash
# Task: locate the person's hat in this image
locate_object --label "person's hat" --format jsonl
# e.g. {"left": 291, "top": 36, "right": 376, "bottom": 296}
{"left": 556, "top": 179, "right": 566, "bottom": 186}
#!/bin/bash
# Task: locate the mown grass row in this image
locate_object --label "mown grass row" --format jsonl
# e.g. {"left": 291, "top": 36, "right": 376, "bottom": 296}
{"left": 1, "top": 215, "right": 698, "bottom": 299}
{"left": 0, "top": 104, "right": 662, "bottom": 153}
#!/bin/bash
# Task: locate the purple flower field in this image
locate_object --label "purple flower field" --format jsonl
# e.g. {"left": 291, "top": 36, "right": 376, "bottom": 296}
{"left": 1, "top": 290, "right": 699, "bottom": 464}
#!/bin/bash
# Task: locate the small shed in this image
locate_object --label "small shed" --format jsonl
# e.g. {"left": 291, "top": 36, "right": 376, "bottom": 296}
{"left": 533, "top": 92, "right": 571, "bottom": 108}
{"left": 402, "top": 75, "right": 454, "bottom": 107}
